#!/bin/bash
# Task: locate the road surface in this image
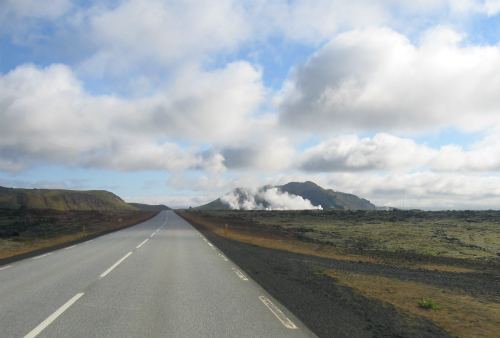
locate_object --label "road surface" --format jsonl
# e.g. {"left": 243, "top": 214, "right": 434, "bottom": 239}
{"left": 0, "top": 210, "right": 316, "bottom": 337}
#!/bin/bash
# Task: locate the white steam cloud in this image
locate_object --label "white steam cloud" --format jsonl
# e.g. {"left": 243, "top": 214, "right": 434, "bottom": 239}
{"left": 220, "top": 187, "right": 322, "bottom": 210}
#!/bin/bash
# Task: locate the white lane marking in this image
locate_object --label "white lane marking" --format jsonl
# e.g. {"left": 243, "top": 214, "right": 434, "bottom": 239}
{"left": 258, "top": 295, "right": 298, "bottom": 329}
{"left": 218, "top": 253, "right": 228, "bottom": 261}
{"left": 136, "top": 238, "right": 149, "bottom": 249}
{"left": 0, "top": 265, "right": 12, "bottom": 271}
{"left": 64, "top": 245, "right": 77, "bottom": 250}
{"left": 232, "top": 268, "right": 248, "bottom": 281}
{"left": 24, "top": 292, "right": 85, "bottom": 338}
{"left": 150, "top": 232, "right": 156, "bottom": 238}
{"left": 86, "top": 239, "right": 94, "bottom": 243}
{"left": 99, "top": 252, "right": 133, "bottom": 278}
{"left": 32, "top": 253, "right": 53, "bottom": 260}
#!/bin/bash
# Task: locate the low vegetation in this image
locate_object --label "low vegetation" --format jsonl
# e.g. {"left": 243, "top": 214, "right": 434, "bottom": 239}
{"left": 0, "top": 186, "right": 136, "bottom": 211}
{"left": 185, "top": 209, "right": 500, "bottom": 261}
{"left": 179, "top": 209, "right": 500, "bottom": 337}
{"left": 327, "top": 270, "right": 500, "bottom": 338}
{"left": 418, "top": 298, "right": 441, "bottom": 310}
{"left": 0, "top": 186, "right": 168, "bottom": 260}
{"left": 0, "top": 208, "right": 157, "bottom": 260}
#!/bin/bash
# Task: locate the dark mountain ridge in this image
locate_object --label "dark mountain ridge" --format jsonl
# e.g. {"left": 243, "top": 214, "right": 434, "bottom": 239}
{"left": 0, "top": 186, "right": 168, "bottom": 211}
{"left": 278, "top": 181, "right": 376, "bottom": 210}
{"left": 197, "top": 181, "right": 376, "bottom": 210}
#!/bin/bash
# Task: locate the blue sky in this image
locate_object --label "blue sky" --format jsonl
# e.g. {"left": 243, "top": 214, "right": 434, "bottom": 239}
{"left": 2, "top": 0, "right": 500, "bottom": 209}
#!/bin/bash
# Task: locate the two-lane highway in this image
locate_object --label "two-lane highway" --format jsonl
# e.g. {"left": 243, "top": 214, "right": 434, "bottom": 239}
{"left": 0, "top": 211, "right": 316, "bottom": 337}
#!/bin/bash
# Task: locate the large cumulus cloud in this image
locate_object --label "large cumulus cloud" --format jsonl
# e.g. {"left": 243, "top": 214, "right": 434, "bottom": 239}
{"left": 0, "top": 62, "right": 263, "bottom": 171}
{"left": 278, "top": 27, "right": 500, "bottom": 133}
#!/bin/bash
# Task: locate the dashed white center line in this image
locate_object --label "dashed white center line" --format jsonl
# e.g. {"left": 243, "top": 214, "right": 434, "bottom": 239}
{"left": 64, "top": 245, "right": 77, "bottom": 250}
{"left": 136, "top": 238, "right": 149, "bottom": 249}
{"left": 232, "top": 268, "right": 248, "bottom": 281}
{"left": 258, "top": 295, "right": 298, "bottom": 329}
{"left": 24, "top": 292, "right": 85, "bottom": 338}
{"left": 99, "top": 252, "right": 133, "bottom": 278}
{"left": 0, "top": 265, "right": 12, "bottom": 271}
{"left": 32, "top": 253, "right": 53, "bottom": 260}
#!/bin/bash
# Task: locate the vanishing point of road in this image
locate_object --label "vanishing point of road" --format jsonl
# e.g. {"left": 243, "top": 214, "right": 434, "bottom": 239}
{"left": 0, "top": 210, "right": 316, "bottom": 337}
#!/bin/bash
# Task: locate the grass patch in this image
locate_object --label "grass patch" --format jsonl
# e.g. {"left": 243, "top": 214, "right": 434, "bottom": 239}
{"left": 178, "top": 211, "right": 381, "bottom": 264}
{"left": 418, "top": 298, "right": 440, "bottom": 310}
{"left": 0, "top": 209, "right": 157, "bottom": 259}
{"left": 179, "top": 210, "right": 491, "bottom": 272}
{"left": 183, "top": 209, "right": 500, "bottom": 261}
{"left": 326, "top": 269, "right": 500, "bottom": 338}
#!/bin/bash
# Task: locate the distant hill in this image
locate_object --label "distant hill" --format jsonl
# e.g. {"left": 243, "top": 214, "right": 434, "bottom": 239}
{"left": 278, "top": 181, "right": 376, "bottom": 210}
{"left": 0, "top": 186, "right": 136, "bottom": 211}
{"left": 196, "top": 181, "right": 376, "bottom": 210}
{"left": 195, "top": 199, "right": 229, "bottom": 210}
{"left": 128, "top": 203, "right": 170, "bottom": 212}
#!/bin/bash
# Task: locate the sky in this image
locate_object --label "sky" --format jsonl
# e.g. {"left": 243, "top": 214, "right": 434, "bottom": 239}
{"left": 2, "top": 0, "right": 500, "bottom": 209}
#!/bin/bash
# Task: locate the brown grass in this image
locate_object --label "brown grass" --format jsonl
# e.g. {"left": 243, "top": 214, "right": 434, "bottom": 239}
{"left": 179, "top": 211, "right": 380, "bottom": 264}
{"left": 413, "top": 263, "right": 476, "bottom": 273}
{"left": 0, "top": 233, "right": 89, "bottom": 259}
{"left": 326, "top": 269, "right": 500, "bottom": 338}
{"left": 0, "top": 211, "right": 157, "bottom": 260}
{"left": 179, "top": 211, "right": 478, "bottom": 273}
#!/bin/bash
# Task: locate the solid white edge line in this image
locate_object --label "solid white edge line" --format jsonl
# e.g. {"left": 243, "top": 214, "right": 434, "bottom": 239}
{"left": 232, "top": 268, "right": 248, "bottom": 281}
{"left": 99, "top": 252, "right": 133, "bottom": 278}
{"left": 64, "top": 245, "right": 77, "bottom": 250}
{"left": 150, "top": 232, "right": 156, "bottom": 238}
{"left": 218, "top": 253, "right": 228, "bottom": 261}
{"left": 24, "top": 292, "right": 85, "bottom": 338}
{"left": 136, "top": 238, "right": 149, "bottom": 249}
{"left": 258, "top": 295, "right": 298, "bottom": 329}
{"left": 0, "top": 265, "right": 12, "bottom": 271}
{"left": 32, "top": 253, "right": 53, "bottom": 260}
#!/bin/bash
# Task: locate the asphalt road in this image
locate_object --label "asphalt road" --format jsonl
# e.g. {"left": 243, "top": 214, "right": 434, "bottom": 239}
{"left": 0, "top": 210, "right": 316, "bottom": 338}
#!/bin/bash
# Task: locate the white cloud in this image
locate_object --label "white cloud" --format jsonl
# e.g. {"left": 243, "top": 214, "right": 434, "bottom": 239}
{"left": 299, "top": 133, "right": 500, "bottom": 173}
{"left": 483, "top": 0, "right": 500, "bottom": 15}
{"left": 300, "top": 133, "right": 434, "bottom": 171}
{"left": 431, "top": 135, "right": 500, "bottom": 172}
{"left": 0, "top": 0, "right": 71, "bottom": 20}
{"left": 448, "top": 0, "right": 500, "bottom": 15}
{"left": 326, "top": 172, "right": 500, "bottom": 210}
{"left": 80, "top": 0, "right": 249, "bottom": 75}
{"left": 278, "top": 26, "right": 500, "bottom": 133}
{"left": 0, "top": 62, "right": 263, "bottom": 171}
{"left": 221, "top": 136, "right": 295, "bottom": 171}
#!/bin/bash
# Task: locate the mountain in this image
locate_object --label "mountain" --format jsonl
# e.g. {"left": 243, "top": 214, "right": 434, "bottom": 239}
{"left": 196, "top": 181, "right": 376, "bottom": 210}
{"left": 195, "top": 198, "right": 229, "bottom": 210}
{"left": 278, "top": 181, "right": 376, "bottom": 210}
{"left": 0, "top": 186, "right": 137, "bottom": 211}
{"left": 128, "top": 203, "right": 170, "bottom": 212}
